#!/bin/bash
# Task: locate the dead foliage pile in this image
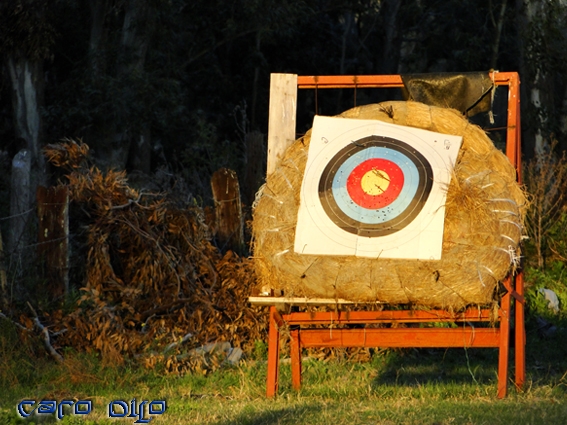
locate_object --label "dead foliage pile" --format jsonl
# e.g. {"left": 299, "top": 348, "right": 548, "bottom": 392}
{"left": 42, "top": 140, "right": 267, "bottom": 372}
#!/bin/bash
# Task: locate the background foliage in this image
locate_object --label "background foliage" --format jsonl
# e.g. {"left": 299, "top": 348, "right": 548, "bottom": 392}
{"left": 3, "top": 0, "right": 567, "bottom": 195}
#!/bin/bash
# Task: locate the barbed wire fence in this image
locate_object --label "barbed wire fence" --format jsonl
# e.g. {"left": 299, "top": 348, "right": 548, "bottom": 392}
{"left": 0, "top": 187, "right": 70, "bottom": 309}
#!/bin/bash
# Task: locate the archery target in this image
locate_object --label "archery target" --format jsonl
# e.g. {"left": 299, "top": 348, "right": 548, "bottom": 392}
{"left": 319, "top": 136, "right": 433, "bottom": 237}
{"left": 294, "top": 116, "right": 462, "bottom": 260}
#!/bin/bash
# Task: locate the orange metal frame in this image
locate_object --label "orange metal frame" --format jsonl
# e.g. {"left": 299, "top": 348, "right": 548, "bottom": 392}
{"left": 264, "top": 72, "right": 525, "bottom": 399}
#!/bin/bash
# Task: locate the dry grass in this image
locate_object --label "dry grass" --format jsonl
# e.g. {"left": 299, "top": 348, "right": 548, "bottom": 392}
{"left": 523, "top": 139, "right": 567, "bottom": 268}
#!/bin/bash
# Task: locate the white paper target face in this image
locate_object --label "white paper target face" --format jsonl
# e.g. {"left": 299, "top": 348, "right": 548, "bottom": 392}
{"left": 294, "top": 116, "right": 462, "bottom": 260}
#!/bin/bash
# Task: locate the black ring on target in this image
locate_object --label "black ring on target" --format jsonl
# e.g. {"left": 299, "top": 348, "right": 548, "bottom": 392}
{"left": 318, "top": 135, "right": 433, "bottom": 237}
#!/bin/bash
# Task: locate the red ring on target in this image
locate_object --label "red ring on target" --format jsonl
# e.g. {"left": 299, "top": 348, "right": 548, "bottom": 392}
{"left": 346, "top": 158, "right": 404, "bottom": 209}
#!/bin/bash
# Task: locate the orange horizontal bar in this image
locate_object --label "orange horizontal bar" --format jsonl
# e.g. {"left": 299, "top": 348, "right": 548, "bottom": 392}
{"left": 297, "top": 72, "right": 517, "bottom": 89}
{"left": 297, "top": 74, "right": 403, "bottom": 88}
{"left": 299, "top": 328, "right": 500, "bottom": 348}
{"left": 281, "top": 309, "right": 493, "bottom": 325}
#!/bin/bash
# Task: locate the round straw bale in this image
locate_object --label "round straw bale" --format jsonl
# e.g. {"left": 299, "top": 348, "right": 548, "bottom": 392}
{"left": 252, "top": 101, "right": 526, "bottom": 309}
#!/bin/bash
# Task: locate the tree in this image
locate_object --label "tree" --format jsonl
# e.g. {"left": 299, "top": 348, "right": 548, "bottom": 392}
{"left": 0, "top": 1, "right": 54, "bottom": 169}
{"left": 0, "top": 0, "right": 55, "bottom": 285}
{"left": 515, "top": 0, "right": 567, "bottom": 156}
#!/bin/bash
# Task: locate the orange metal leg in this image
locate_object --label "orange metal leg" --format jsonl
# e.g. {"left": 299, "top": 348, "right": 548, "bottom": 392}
{"left": 515, "top": 271, "right": 526, "bottom": 390}
{"left": 497, "top": 288, "right": 511, "bottom": 398}
{"left": 266, "top": 306, "right": 281, "bottom": 397}
{"left": 290, "top": 328, "right": 302, "bottom": 390}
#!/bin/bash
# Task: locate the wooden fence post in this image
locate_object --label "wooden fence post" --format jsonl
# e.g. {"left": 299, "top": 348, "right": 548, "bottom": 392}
{"left": 211, "top": 168, "right": 244, "bottom": 254}
{"left": 37, "top": 186, "right": 70, "bottom": 299}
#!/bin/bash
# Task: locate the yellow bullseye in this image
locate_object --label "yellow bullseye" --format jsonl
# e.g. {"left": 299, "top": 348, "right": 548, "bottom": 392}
{"left": 361, "top": 169, "right": 390, "bottom": 195}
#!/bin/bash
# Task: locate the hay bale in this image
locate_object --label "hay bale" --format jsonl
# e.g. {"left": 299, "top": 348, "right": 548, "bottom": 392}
{"left": 252, "top": 101, "right": 526, "bottom": 309}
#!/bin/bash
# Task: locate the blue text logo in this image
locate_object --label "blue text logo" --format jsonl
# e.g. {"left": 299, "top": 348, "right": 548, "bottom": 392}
{"left": 17, "top": 398, "right": 166, "bottom": 423}
{"left": 17, "top": 399, "right": 92, "bottom": 420}
{"left": 108, "top": 399, "right": 167, "bottom": 423}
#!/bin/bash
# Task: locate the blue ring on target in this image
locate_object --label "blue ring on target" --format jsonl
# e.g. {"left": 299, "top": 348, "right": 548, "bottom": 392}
{"left": 332, "top": 147, "right": 420, "bottom": 224}
{"left": 318, "top": 135, "right": 433, "bottom": 237}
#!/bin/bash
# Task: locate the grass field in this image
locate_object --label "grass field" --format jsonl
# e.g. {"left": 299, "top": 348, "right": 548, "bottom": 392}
{"left": 1, "top": 316, "right": 566, "bottom": 425}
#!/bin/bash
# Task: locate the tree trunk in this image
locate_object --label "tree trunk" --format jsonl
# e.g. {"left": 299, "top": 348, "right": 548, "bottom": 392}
{"left": 380, "top": 0, "right": 402, "bottom": 74}
{"left": 127, "top": 128, "right": 152, "bottom": 174}
{"left": 251, "top": 31, "right": 262, "bottom": 131}
{"left": 489, "top": 0, "right": 508, "bottom": 70}
{"left": 0, "top": 229, "right": 8, "bottom": 309}
{"left": 561, "top": 84, "right": 567, "bottom": 151}
{"left": 243, "top": 131, "right": 265, "bottom": 206}
{"left": 528, "top": 0, "right": 548, "bottom": 156}
{"left": 3, "top": 0, "right": 52, "bottom": 293}
{"left": 336, "top": 10, "right": 356, "bottom": 110}
{"left": 119, "top": 0, "right": 153, "bottom": 74}
{"left": 88, "top": 0, "right": 110, "bottom": 77}
{"left": 118, "top": 0, "right": 155, "bottom": 171}
{"left": 531, "top": 69, "right": 546, "bottom": 156}
{"left": 339, "top": 10, "right": 355, "bottom": 75}
{"left": 8, "top": 150, "right": 33, "bottom": 279}
{"left": 515, "top": 0, "right": 530, "bottom": 155}
{"left": 6, "top": 55, "right": 46, "bottom": 178}
{"left": 517, "top": 0, "right": 551, "bottom": 156}
{"left": 90, "top": 0, "right": 155, "bottom": 171}
{"left": 6, "top": 52, "right": 47, "bottom": 288}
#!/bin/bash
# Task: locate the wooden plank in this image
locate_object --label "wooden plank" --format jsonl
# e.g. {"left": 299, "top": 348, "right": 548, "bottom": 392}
{"left": 249, "top": 296, "right": 356, "bottom": 306}
{"left": 267, "top": 73, "right": 297, "bottom": 176}
{"left": 248, "top": 298, "right": 493, "bottom": 322}
{"left": 298, "top": 328, "right": 500, "bottom": 348}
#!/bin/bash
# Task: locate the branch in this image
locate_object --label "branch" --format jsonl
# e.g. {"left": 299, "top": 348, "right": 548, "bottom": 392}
{"left": 163, "top": 332, "right": 193, "bottom": 354}
{"left": 140, "top": 298, "right": 191, "bottom": 321}
{"left": 0, "top": 310, "right": 65, "bottom": 363}
{"left": 109, "top": 191, "right": 159, "bottom": 210}
{"left": 27, "top": 302, "right": 64, "bottom": 363}
{"left": 0, "top": 311, "right": 29, "bottom": 331}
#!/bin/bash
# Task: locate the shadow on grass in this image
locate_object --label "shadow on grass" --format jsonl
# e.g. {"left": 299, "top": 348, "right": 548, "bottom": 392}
{"left": 212, "top": 404, "right": 319, "bottom": 425}
{"left": 524, "top": 319, "right": 567, "bottom": 392}
{"left": 369, "top": 322, "right": 567, "bottom": 394}
{"left": 371, "top": 347, "right": 499, "bottom": 388}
